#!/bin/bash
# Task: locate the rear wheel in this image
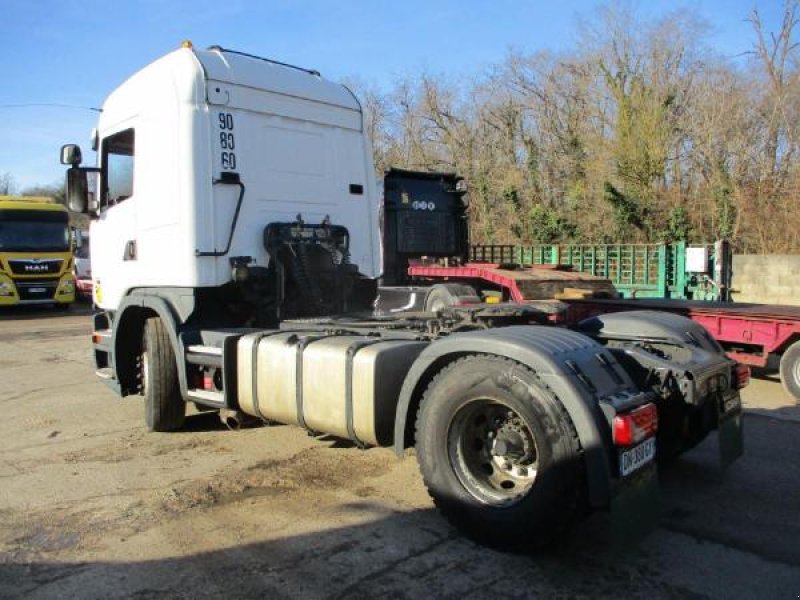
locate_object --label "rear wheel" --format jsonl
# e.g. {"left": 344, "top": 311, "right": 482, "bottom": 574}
{"left": 415, "top": 355, "right": 584, "bottom": 549}
{"left": 779, "top": 341, "right": 800, "bottom": 403}
{"left": 142, "top": 316, "right": 185, "bottom": 431}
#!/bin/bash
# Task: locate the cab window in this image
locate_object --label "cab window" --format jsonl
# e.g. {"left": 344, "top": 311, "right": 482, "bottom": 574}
{"left": 102, "top": 129, "right": 135, "bottom": 207}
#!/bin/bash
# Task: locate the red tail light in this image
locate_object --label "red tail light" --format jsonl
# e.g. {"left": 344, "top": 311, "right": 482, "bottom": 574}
{"left": 613, "top": 403, "right": 658, "bottom": 446}
{"left": 733, "top": 363, "right": 750, "bottom": 389}
{"left": 203, "top": 373, "right": 215, "bottom": 390}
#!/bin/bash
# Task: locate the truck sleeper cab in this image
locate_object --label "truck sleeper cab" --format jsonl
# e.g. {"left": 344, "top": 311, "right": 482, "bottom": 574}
{"left": 62, "top": 44, "right": 744, "bottom": 550}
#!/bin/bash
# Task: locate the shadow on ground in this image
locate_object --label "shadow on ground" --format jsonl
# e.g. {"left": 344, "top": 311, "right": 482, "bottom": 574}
{"left": 0, "top": 303, "right": 93, "bottom": 322}
{"left": 0, "top": 506, "right": 699, "bottom": 600}
{"left": 1, "top": 411, "right": 797, "bottom": 599}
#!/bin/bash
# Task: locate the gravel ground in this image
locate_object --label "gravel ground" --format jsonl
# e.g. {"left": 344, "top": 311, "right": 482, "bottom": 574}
{"left": 0, "top": 306, "right": 798, "bottom": 599}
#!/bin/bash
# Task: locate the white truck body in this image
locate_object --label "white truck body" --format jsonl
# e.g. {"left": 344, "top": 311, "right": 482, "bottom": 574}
{"left": 62, "top": 45, "right": 743, "bottom": 550}
{"left": 91, "top": 47, "right": 380, "bottom": 309}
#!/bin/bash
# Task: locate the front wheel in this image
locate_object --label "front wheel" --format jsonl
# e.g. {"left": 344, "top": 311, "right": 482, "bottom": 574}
{"left": 142, "top": 316, "right": 185, "bottom": 431}
{"left": 415, "top": 355, "right": 584, "bottom": 549}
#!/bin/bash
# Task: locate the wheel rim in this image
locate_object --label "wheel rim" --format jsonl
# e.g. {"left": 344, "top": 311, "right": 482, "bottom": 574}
{"left": 429, "top": 299, "right": 447, "bottom": 312}
{"left": 793, "top": 358, "right": 800, "bottom": 387}
{"left": 447, "top": 399, "right": 538, "bottom": 506}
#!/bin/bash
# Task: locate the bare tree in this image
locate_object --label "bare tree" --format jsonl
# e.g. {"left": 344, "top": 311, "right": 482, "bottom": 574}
{"left": 0, "top": 172, "right": 15, "bottom": 196}
{"left": 353, "top": 1, "right": 800, "bottom": 252}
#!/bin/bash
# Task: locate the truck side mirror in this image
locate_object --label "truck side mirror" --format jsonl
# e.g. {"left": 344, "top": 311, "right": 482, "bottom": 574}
{"left": 60, "top": 144, "right": 83, "bottom": 166}
{"left": 65, "top": 167, "right": 89, "bottom": 213}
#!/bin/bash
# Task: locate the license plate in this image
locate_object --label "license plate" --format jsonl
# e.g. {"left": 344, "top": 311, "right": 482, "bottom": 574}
{"left": 719, "top": 392, "right": 743, "bottom": 468}
{"left": 29, "top": 288, "right": 47, "bottom": 293}
{"left": 619, "top": 437, "right": 656, "bottom": 477}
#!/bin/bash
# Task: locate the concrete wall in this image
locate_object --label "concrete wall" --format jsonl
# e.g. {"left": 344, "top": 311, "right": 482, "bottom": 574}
{"left": 731, "top": 255, "right": 800, "bottom": 305}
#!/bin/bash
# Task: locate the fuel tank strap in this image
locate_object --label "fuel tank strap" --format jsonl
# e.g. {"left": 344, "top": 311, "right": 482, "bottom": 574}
{"left": 295, "top": 335, "right": 330, "bottom": 430}
{"left": 345, "top": 339, "right": 384, "bottom": 447}
{"left": 250, "top": 331, "right": 294, "bottom": 421}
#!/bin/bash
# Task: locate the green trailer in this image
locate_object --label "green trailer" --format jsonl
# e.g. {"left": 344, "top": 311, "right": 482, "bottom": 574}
{"left": 470, "top": 241, "right": 731, "bottom": 301}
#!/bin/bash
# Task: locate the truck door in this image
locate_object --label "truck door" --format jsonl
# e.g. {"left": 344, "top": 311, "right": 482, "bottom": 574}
{"left": 91, "top": 128, "right": 138, "bottom": 307}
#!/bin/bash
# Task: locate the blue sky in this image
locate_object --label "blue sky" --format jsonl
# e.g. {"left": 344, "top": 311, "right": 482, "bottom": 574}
{"left": 0, "top": 0, "right": 785, "bottom": 190}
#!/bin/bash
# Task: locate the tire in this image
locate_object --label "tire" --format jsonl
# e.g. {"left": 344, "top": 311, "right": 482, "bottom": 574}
{"left": 142, "top": 316, "right": 185, "bottom": 431}
{"left": 779, "top": 341, "right": 800, "bottom": 403}
{"left": 424, "top": 284, "right": 479, "bottom": 312}
{"left": 415, "top": 355, "right": 584, "bottom": 550}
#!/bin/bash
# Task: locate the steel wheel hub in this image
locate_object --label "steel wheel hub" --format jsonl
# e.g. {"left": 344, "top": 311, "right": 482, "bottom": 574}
{"left": 447, "top": 399, "right": 538, "bottom": 506}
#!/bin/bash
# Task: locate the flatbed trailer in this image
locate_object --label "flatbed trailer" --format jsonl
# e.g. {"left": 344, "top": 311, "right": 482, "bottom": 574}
{"left": 408, "top": 263, "right": 800, "bottom": 401}
{"left": 407, "top": 262, "right": 616, "bottom": 310}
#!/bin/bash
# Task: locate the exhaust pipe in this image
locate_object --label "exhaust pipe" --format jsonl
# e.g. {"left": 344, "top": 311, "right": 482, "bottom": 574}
{"left": 219, "top": 409, "right": 254, "bottom": 431}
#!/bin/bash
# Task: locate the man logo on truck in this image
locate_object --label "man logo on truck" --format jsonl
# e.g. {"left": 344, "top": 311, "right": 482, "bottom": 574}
{"left": 25, "top": 263, "right": 49, "bottom": 272}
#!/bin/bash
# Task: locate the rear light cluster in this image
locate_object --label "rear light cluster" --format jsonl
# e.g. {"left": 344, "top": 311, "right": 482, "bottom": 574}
{"left": 733, "top": 363, "right": 751, "bottom": 389}
{"left": 203, "top": 373, "right": 215, "bottom": 390}
{"left": 613, "top": 402, "right": 658, "bottom": 446}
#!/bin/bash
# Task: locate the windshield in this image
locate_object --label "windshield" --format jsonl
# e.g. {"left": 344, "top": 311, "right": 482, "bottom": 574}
{"left": 0, "top": 221, "right": 70, "bottom": 252}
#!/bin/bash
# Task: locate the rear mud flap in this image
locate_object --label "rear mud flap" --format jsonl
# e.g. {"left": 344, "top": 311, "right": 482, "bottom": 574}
{"left": 718, "top": 409, "right": 744, "bottom": 468}
{"left": 610, "top": 463, "right": 660, "bottom": 546}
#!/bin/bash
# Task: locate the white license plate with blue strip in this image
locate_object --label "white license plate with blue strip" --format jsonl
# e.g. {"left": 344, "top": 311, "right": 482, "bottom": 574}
{"left": 619, "top": 437, "right": 656, "bottom": 477}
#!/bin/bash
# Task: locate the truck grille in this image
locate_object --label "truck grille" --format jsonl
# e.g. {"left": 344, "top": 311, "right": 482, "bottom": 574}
{"left": 16, "top": 279, "right": 58, "bottom": 301}
{"left": 8, "top": 259, "right": 64, "bottom": 275}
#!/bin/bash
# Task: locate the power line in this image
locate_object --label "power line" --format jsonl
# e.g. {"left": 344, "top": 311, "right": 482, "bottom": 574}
{"left": 0, "top": 103, "right": 102, "bottom": 112}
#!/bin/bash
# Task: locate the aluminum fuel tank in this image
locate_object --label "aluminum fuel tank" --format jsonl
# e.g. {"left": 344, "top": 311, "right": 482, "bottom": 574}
{"left": 237, "top": 332, "right": 427, "bottom": 446}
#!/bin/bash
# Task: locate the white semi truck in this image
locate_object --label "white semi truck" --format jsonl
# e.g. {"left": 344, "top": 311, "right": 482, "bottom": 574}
{"left": 61, "top": 44, "right": 745, "bottom": 549}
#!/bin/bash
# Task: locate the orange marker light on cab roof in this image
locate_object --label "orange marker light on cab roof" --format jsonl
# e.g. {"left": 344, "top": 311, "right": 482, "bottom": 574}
{"left": 180, "top": 40, "right": 193, "bottom": 49}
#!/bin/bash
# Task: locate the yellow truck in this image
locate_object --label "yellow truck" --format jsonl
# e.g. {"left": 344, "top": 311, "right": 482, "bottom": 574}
{"left": 0, "top": 196, "right": 75, "bottom": 308}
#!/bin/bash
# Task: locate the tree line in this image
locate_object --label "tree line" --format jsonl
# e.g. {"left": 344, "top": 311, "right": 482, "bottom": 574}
{"left": 355, "top": 2, "right": 800, "bottom": 253}
{"left": 4, "top": 3, "right": 798, "bottom": 253}
{"left": 0, "top": 172, "right": 64, "bottom": 204}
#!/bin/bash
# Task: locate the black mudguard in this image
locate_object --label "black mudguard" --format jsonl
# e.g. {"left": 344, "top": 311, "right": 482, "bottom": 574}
{"left": 112, "top": 288, "right": 195, "bottom": 397}
{"left": 577, "top": 310, "right": 744, "bottom": 466}
{"left": 393, "top": 325, "right": 641, "bottom": 508}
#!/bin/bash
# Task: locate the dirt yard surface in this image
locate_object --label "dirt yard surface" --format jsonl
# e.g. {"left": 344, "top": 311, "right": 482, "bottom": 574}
{"left": 1, "top": 306, "right": 798, "bottom": 599}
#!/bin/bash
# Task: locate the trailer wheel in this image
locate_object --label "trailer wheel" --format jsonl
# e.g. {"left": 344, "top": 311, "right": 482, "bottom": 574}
{"left": 142, "top": 316, "right": 185, "bottom": 431}
{"left": 779, "top": 341, "right": 800, "bottom": 403}
{"left": 415, "top": 355, "right": 584, "bottom": 549}
{"left": 424, "top": 284, "right": 479, "bottom": 312}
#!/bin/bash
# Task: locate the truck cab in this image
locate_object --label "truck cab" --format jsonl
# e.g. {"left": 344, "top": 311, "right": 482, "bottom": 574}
{"left": 0, "top": 196, "right": 75, "bottom": 307}
{"left": 64, "top": 44, "right": 379, "bottom": 313}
